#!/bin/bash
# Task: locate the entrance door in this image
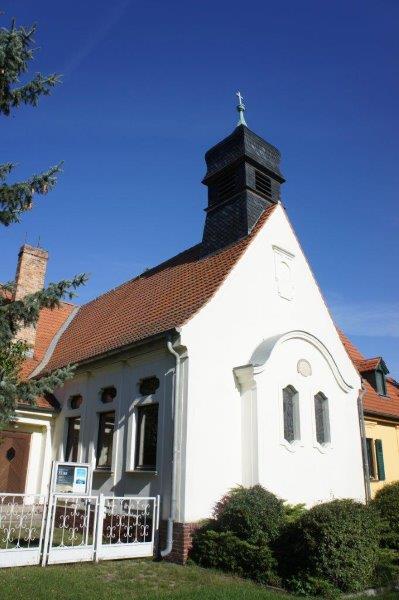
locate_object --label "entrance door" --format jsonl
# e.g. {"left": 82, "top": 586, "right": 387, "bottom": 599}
{"left": 0, "top": 431, "right": 31, "bottom": 493}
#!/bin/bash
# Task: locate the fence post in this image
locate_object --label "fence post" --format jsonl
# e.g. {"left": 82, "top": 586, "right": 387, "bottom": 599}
{"left": 95, "top": 494, "right": 105, "bottom": 563}
{"left": 41, "top": 494, "right": 53, "bottom": 567}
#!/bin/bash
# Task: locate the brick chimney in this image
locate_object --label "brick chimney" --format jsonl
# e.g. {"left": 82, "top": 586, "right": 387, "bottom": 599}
{"left": 14, "top": 244, "right": 49, "bottom": 352}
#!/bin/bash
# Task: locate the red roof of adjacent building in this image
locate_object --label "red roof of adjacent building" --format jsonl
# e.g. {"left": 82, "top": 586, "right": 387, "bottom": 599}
{"left": 339, "top": 330, "right": 399, "bottom": 420}
{"left": 21, "top": 302, "right": 75, "bottom": 378}
{"left": 1, "top": 284, "right": 75, "bottom": 412}
{"left": 42, "top": 204, "right": 277, "bottom": 372}
{"left": 20, "top": 302, "right": 75, "bottom": 411}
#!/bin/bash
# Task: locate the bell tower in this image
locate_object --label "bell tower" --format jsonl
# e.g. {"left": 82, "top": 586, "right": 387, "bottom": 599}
{"left": 202, "top": 93, "right": 285, "bottom": 253}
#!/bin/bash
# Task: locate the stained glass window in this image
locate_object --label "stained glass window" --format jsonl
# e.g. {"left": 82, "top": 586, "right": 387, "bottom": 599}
{"left": 314, "top": 392, "right": 330, "bottom": 445}
{"left": 283, "top": 386, "right": 299, "bottom": 443}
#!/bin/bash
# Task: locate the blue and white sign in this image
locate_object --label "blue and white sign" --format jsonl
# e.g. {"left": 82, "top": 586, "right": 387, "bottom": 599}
{"left": 51, "top": 462, "right": 92, "bottom": 495}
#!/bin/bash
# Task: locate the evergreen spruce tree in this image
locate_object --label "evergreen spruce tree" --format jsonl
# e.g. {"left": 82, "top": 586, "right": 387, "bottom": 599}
{"left": 0, "top": 19, "right": 87, "bottom": 429}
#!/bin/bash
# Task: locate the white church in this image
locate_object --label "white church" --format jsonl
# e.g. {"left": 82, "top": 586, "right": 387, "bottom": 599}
{"left": 4, "top": 98, "right": 366, "bottom": 563}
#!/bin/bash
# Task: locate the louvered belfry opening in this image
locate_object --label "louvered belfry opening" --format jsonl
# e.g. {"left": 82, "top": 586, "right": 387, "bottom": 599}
{"left": 217, "top": 171, "right": 237, "bottom": 202}
{"left": 255, "top": 170, "right": 272, "bottom": 200}
{"left": 201, "top": 124, "right": 285, "bottom": 254}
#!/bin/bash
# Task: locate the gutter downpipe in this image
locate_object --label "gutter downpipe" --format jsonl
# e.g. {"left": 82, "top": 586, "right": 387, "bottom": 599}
{"left": 358, "top": 383, "right": 372, "bottom": 502}
{"left": 161, "top": 337, "right": 182, "bottom": 558}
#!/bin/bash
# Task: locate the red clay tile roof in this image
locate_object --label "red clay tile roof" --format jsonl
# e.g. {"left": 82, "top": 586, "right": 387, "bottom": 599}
{"left": 339, "top": 330, "right": 399, "bottom": 420}
{"left": 21, "top": 302, "right": 75, "bottom": 378}
{"left": 1, "top": 284, "right": 74, "bottom": 411}
{"left": 43, "top": 205, "right": 277, "bottom": 372}
{"left": 20, "top": 302, "right": 75, "bottom": 411}
{"left": 357, "top": 357, "right": 383, "bottom": 373}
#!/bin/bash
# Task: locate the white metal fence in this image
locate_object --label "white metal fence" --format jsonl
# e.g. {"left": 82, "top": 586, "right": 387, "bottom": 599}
{"left": 0, "top": 493, "right": 47, "bottom": 567}
{"left": 0, "top": 493, "right": 159, "bottom": 568}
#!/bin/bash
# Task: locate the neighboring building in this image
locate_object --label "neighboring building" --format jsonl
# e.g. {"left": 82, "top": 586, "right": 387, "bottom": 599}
{"left": 0, "top": 245, "right": 75, "bottom": 496}
{"left": 340, "top": 331, "right": 399, "bottom": 497}
{"left": 1, "top": 106, "right": 367, "bottom": 562}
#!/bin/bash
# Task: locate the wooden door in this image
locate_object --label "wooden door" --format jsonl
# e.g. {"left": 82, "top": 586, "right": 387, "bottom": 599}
{"left": 0, "top": 431, "right": 31, "bottom": 493}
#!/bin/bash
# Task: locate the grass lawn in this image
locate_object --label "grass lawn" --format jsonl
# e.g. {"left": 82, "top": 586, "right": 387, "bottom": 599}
{"left": 0, "top": 559, "right": 397, "bottom": 600}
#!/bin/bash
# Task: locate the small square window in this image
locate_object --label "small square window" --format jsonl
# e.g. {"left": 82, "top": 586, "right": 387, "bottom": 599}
{"left": 139, "top": 377, "right": 160, "bottom": 396}
{"left": 69, "top": 394, "right": 83, "bottom": 410}
{"left": 135, "top": 404, "right": 158, "bottom": 471}
{"left": 100, "top": 386, "right": 117, "bottom": 404}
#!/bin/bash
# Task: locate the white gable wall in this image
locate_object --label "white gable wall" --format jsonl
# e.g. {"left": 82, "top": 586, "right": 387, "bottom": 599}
{"left": 180, "top": 204, "right": 364, "bottom": 522}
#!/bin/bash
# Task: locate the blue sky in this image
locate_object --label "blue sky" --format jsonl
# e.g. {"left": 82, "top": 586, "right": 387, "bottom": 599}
{"left": 1, "top": 1, "right": 398, "bottom": 376}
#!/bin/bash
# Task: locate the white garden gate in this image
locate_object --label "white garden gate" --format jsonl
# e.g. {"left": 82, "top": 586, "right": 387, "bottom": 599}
{"left": 44, "top": 494, "right": 99, "bottom": 565}
{"left": 0, "top": 492, "right": 159, "bottom": 568}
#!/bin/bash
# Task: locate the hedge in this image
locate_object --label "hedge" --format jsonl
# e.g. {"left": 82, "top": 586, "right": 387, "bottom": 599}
{"left": 276, "top": 498, "right": 381, "bottom": 593}
{"left": 190, "top": 529, "right": 278, "bottom": 585}
{"left": 213, "top": 484, "right": 285, "bottom": 545}
{"left": 372, "top": 481, "right": 399, "bottom": 551}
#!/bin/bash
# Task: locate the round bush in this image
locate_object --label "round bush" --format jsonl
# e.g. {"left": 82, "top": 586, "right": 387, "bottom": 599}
{"left": 277, "top": 499, "right": 381, "bottom": 593}
{"left": 372, "top": 481, "right": 399, "bottom": 551}
{"left": 213, "top": 485, "right": 285, "bottom": 545}
{"left": 190, "top": 528, "right": 278, "bottom": 585}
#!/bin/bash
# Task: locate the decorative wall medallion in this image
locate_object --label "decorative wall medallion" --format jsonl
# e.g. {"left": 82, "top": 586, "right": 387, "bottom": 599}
{"left": 297, "top": 359, "right": 312, "bottom": 377}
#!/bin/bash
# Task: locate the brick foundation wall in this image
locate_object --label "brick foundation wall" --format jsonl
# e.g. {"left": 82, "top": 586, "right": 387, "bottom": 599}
{"left": 158, "top": 521, "right": 199, "bottom": 564}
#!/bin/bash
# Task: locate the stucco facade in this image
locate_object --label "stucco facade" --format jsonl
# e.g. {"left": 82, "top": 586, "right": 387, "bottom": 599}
{"left": 179, "top": 204, "right": 364, "bottom": 521}
{"left": 365, "top": 417, "right": 399, "bottom": 497}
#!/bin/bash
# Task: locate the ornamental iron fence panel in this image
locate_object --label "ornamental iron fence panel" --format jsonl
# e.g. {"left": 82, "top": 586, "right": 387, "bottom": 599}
{"left": 0, "top": 493, "right": 159, "bottom": 567}
{"left": 96, "top": 496, "right": 158, "bottom": 561}
{"left": 0, "top": 493, "right": 47, "bottom": 567}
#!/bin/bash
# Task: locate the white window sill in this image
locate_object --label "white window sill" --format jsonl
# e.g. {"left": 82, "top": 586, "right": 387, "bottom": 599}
{"left": 313, "top": 441, "right": 332, "bottom": 454}
{"left": 126, "top": 469, "right": 158, "bottom": 475}
{"left": 280, "top": 439, "right": 302, "bottom": 453}
{"left": 93, "top": 468, "right": 113, "bottom": 474}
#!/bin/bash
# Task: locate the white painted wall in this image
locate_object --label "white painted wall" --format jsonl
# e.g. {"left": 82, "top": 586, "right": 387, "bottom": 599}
{"left": 180, "top": 204, "right": 364, "bottom": 522}
{"left": 52, "top": 346, "right": 175, "bottom": 519}
{"left": 14, "top": 411, "right": 55, "bottom": 495}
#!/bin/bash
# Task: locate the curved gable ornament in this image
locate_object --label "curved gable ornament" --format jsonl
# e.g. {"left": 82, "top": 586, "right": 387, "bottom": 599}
{"left": 249, "top": 330, "right": 353, "bottom": 393}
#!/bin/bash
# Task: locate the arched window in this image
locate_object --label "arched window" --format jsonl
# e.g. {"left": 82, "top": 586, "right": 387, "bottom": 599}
{"left": 314, "top": 392, "right": 330, "bottom": 445}
{"left": 283, "top": 385, "right": 300, "bottom": 443}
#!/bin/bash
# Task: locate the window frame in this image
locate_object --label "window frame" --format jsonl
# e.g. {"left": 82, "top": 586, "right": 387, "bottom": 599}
{"left": 279, "top": 383, "right": 302, "bottom": 453}
{"left": 65, "top": 415, "right": 81, "bottom": 463}
{"left": 366, "top": 437, "right": 377, "bottom": 480}
{"left": 375, "top": 369, "right": 387, "bottom": 396}
{"left": 282, "top": 385, "right": 301, "bottom": 445}
{"left": 312, "top": 391, "right": 332, "bottom": 452}
{"left": 126, "top": 385, "right": 160, "bottom": 474}
{"left": 95, "top": 410, "right": 116, "bottom": 471}
{"left": 134, "top": 403, "right": 159, "bottom": 472}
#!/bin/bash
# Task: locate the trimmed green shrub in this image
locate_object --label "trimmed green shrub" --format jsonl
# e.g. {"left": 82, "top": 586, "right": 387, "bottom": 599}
{"left": 371, "top": 548, "right": 399, "bottom": 588}
{"left": 276, "top": 499, "right": 381, "bottom": 593}
{"left": 213, "top": 485, "right": 285, "bottom": 545}
{"left": 372, "top": 481, "right": 399, "bottom": 551}
{"left": 283, "top": 502, "right": 307, "bottom": 524}
{"left": 286, "top": 575, "right": 340, "bottom": 599}
{"left": 190, "top": 529, "right": 278, "bottom": 585}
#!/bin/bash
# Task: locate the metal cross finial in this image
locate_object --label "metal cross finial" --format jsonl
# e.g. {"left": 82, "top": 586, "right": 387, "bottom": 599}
{"left": 236, "top": 90, "right": 247, "bottom": 127}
